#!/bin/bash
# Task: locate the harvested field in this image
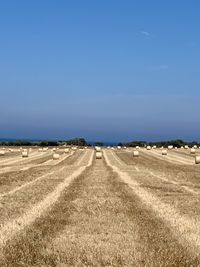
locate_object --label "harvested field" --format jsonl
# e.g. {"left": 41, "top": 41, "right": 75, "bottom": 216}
{"left": 0, "top": 147, "right": 200, "bottom": 266}
{"left": 141, "top": 148, "right": 195, "bottom": 165}
{"left": 0, "top": 151, "right": 20, "bottom": 160}
{"left": 169, "top": 148, "right": 200, "bottom": 159}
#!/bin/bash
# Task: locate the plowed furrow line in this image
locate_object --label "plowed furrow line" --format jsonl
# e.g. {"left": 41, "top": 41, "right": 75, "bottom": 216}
{"left": 117, "top": 151, "right": 200, "bottom": 186}
{"left": 115, "top": 151, "right": 200, "bottom": 218}
{"left": 0, "top": 150, "right": 80, "bottom": 194}
{"left": 41, "top": 151, "right": 74, "bottom": 166}
{"left": 58, "top": 150, "right": 83, "bottom": 166}
{"left": 143, "top": 150, "right": 194, "bottom": 165}
{"left": 76, "top": 149, "right": 94, "bottom": 166}
{"left": 0, "top": 151, "right": 87, "bottom": 222}
{"left": 115, "top": 152, "right": 199, "bottom": 195}
{"left": 0, "top": 166, "right": 50, "bottom": 194}
{"left": 0, "top": 167, "right": 64, "bottom": 199}
{"left": 0, "top": 151, "right": 42, "bottom": 166}
{"left": 170, "top": 149, "right": 200, "bottom": 158}
{"left": 0, "top": 152, "right": 20, "bottom": 161}
{"left": 0, "top": 150, "right": 94, "bottom": 251}
{"left": 104, "top": 150, "right": 200, "bottom": 258}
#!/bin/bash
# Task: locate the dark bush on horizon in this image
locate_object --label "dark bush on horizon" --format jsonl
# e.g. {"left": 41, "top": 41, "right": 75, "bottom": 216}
{"left": 64, "top": 138, "right": 87, "bottom": 146}
{"left": 125, "top": 141, "right": 147, "bottom": 147}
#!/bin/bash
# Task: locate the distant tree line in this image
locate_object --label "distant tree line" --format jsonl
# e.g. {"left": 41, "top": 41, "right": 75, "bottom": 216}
{"left": 0, "top": 138, "right": 87, "bottom": 147}
{"left": 125, "top": 139, "right": 200, "bottom": 148}
{"left": 1, "top": 138, "right": 199, "bottom": 148}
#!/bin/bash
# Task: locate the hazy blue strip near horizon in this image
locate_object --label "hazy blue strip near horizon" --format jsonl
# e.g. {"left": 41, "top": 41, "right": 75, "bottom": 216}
{"left": 1, "top": 94, "right": 199, "bottom": 142}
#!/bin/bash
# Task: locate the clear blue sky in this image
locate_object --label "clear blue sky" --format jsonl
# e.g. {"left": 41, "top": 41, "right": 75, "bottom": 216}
{"left": 0, "top": 0, "right": 200, "bottom": 142}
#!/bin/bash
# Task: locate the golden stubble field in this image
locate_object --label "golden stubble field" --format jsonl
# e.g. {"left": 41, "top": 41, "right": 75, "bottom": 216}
{"left": 0, "top": 146, "right": 200, "bottom": 266}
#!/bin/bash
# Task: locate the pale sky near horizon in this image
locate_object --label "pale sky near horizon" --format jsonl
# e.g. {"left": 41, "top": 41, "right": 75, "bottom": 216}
{"left": 0, "top": 0, "right": 200, "bottom": 142}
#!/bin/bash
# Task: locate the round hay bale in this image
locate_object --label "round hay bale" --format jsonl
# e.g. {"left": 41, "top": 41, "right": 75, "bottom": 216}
{"left": 53, "top": 153, "right": 60, "bottom": 160}
{"left": 168, "top": 145, "right": 173, "bottom": 150}
{"left": 185, "top": 145, "right": 189, "bottom": 149}
{"left": 96, "top": 152, "right": 103, "bottom": 159}
{"left": 133, "top": 151, "right": 139, "bottom": 157}
{"left": 95, "top": 146, "right": 101, "bottom": 152}
{"left": 162, "top": 149, "right": 167, "bottom": 156}
{"left": 146, "top": 146, "right": 151, "bottom": 150}
{"left": 64, "top": 148, "right": 70, "bottom": 153}
{"left": 195, "top": 156, "right": 200, "bottom": 164}
{"left": 0, "top": 151, "right": 5, "bottom": 156}
{"left": 72, "top": 147, "right": 77, "bottom": 151}
{"left": 22, "top": 151, "right": 28, "bottom": 158}
{"left": 38, "top": 148, "right": 43, "bottom": 152}
{"left": 190, "top": 148, "right": 196, "bottom": 154}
